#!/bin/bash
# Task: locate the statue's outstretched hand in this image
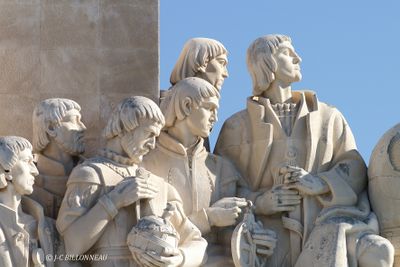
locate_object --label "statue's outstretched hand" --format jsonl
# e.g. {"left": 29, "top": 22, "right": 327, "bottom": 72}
{"left": 206, "top": 197, "right": 247, "bottom": 227}
{"left": 255, "top": 185, "right": 301, "bottom": 215}
{"left": 108, "top": 176, "right": 159, "bottom": 209}
{"left": 281, "top": 166, "right": 329, "bottom": 196}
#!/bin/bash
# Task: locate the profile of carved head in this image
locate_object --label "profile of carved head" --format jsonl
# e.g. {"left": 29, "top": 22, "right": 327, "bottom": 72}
{"left": 247, "top": 34, "right": 300, "bottom": 95}
{"left": 0, "top": 136, "right": 38, "bottom": 195}
{"left": 170, "top": 38, "right": 228, "bottom": 90}
{"left": 103, "top": 96, "right": 165, "bottom": 163}
{"left": 32, "top": 98, "right": 86, "bottom": 156}
{"left": 161, "top": 77, "right": 220, "bottom": 138}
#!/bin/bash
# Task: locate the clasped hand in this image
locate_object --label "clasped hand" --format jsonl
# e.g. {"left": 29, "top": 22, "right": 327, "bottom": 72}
{"left": 250, "top": 226, "right": 277, "bottom": 258}
{"left": 206, "top": 197, "right": 247, "bottom": 227}
{"left": 280, "top": 166, "right": 329, "bottom": 196}
{"left": 255, "top": 165, "right": 329, "bottom": 215}
{"left": 108, "top": 176, "right": 159, "bottom": 209}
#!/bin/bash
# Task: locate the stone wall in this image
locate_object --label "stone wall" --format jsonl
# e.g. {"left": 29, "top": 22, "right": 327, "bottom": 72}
{"left": 0, "top": 0, "right": 159, "bottom": 155}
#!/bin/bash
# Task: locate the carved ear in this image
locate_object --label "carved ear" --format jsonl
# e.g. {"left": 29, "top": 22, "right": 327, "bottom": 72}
{"left": 182, "top": 97, "right": 193, "bottom": 116}
{"left": 0, "top": 168, "right": 10, "bottom": 189}
{"left": 0, "top": 173, "right": 7, "bottom": 189}
{"left": 197, "top": 65, "right": 207, "bottom": 73}
{"left": 46, "top": 123, "right": 57, "bottom": 138}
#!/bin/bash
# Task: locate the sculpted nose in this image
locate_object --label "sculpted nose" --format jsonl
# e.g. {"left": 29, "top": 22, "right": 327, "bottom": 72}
{"left": 79, "top": 121, "right": 87, "bottom": 131}
{"left": 223, "top": 66, "right": 229, "bottom": 78}
{"left": 31, "top": 164, "right": 39, "bottom": 177}
{"left": 210, "top": 110, "right": 218, "bottom": 123}
{"left": 293, "top": 52, "right": 302, "bottom": 64}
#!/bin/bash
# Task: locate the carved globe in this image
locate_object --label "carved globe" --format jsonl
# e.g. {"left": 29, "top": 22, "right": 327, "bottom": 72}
{"left": 127, "top": 214, "right": 179, "bottom": 260}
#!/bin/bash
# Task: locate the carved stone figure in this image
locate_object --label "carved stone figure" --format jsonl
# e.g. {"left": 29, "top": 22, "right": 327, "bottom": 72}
{"left": 31, "top": 98, "right": 86, "bottom": 219}
{"left": 369, "top": 123, "right": 400, "bottom": 266}
{"left": 170, "top": 38, "right": 228, "bottom": 91}
{"left": 215, "top": 34, "right": 394, "bottom": 267}
{"left": 0, "top": 136, "right": 60, "bottom": 267}
{"left": 56, "top": 96, "right": 207, "bottom": 267}
{"left": 142, "top": 77, "right": 276, "bottom": 266}
{"left": 168, "top": 37, "right": 229, "bottom": 151}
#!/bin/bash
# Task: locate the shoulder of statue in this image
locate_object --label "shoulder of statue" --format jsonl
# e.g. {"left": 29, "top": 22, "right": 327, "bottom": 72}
{"left": 67, "top": 158, "right": 105, "bottom": 185}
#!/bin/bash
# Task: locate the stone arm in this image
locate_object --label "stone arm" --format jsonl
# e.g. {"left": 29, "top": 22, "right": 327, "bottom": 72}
{"left": 0, "top": 228, "right": 12, "bottom": 267}
{"left": 56, "top": 166, "right": 113, "bottom": 256}
{"left": 167, "top": 184, "right": 207, "bottom": 267}
{"left": 315, "top": 110, "right": 367, "bottom": 207}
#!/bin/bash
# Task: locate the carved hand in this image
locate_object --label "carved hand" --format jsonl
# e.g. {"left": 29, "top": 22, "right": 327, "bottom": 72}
{"left": 135, "top": 247, "right": 183, "bottom": 267}
{"left": 281, "top": 166, "right": 329, "bottom": 196}
{"left": 255, "top": 185, "right": 301, "bottom": 215}
{"left": 251, "top": 227, "right": 277, "bottom": 257}
{"left": 207, "top": 197, "right": 247, "bottom": 227}
{"left": 108, "top": 176, "right": 159, "bottom": 209}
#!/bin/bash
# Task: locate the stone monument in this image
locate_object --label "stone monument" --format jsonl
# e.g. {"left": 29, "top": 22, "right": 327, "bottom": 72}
{"left": 56, "top": 96, "right": 207, "bottom": 266}
{"left": 169, "top": 38, "right": 229, "bottom": 91}
{"left": 0, "top": 0, "right": 159, "bottom": 155}
{"left": 215, "top": 34, "right": 394, "bottom": 267}
{"left": 369, "top": 123, "right": 400, "bottom": 267}
{"left": 30, "top": 98, "right": 86, "bottom": 219}
{"left": 142, "top": 77, "right": 277, "bottom": 266}
{"left": 0, "top": 136, "right": 60, "bottom": 267}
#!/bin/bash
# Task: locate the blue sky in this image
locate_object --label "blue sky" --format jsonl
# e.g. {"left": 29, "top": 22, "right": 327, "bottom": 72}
{"left": 160, "top": 0, "right": 400, "bottom": 164}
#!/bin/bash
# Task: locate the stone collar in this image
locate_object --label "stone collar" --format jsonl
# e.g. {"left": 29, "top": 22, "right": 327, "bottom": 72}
{"left": 157, "top": 131, "right": 206, "bottom": 156}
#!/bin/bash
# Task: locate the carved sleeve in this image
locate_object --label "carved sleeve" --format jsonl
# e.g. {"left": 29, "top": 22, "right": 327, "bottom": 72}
{"left": 56, "top": 165, "right": 117, "bottom": 255}
{"left": 0, "top": 228, "right": 12, "bottom": 267}
{"left": 316, "top": 109, "right": 367, "bottom": 207}
{"left": 168, "top": 201, "right": 207, "bottom": 267}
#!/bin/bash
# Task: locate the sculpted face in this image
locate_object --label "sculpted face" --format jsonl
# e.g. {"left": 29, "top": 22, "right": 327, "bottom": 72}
{"left": 121, "top": 121, "right": 162, "bottom": 164}
{"left": 196, "top": 54, "right": 228, "bottom": 90}
{"left": 186, "top": 96, "right": 219, "bottom": 138}
{"left": 9, "top": 148, "right": 39, "bottom": 195}
{"left": 52, "top": 109, "right": 86, "bottom": 156}
{"left": 273, "top": 41, "right": 302, "bottom": 84}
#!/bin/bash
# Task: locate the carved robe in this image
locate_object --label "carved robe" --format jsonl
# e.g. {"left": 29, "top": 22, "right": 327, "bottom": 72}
{"left": 141, "top": 132, "right": 251, "bottom": 266}
{"left": 215, "top": 91, "right": 378, "bottom": 267}
{"left": 31, "top": 154, "right": 82, "bottom": 219}
{"left": 0, "top": 197, "right": 59, "bottom": 267}
{"left": 56, "top": 155, "right": 207, "bottom": 267}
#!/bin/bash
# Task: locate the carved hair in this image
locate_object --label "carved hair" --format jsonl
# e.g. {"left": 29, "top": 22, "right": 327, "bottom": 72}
{"left": 161, "top": 77, "right": 220, "bottom": 128}
{"left": 0, "top": 136, "right": 32, "bottom": 189}
{"left": 170, "top": 38, "right": 227, "bottom": 85}
{"left": 103, "top": 96, "right": 165, "bottom": 140}
{"left": 247, "top": 34, "right": 292, "bottom": 96}
{"left": 32, "top": 98, "right": 81, "bottom": 153}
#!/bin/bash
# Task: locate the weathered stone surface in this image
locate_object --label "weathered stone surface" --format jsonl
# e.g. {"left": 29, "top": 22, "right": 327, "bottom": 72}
{"left": 40, "top": 2, "right": 98, "bottom": 50}
{"left": 40, "top": 48, "right": 98, "bottom": 95}
{"left": 0, "top": 0, "right": 159, "bottom": 157}
{"left": 0, "top": 48, "right": 40, "bottom": 95}
{"left": 0, "top": 94, "right": 37, "bottom": 139}
{"left": 0, "top": 3, "right": 40, "bottom": 48}
{"left": 99, "top": 49, "right": 158, "bottom": 99}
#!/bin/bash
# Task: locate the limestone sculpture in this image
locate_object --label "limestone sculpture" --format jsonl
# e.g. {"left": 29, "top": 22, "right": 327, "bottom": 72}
{"left": 0, "top": 136, "right": 59, "bottom": 267}
{"left": 142, "top": 77, "right": 277, "bottom": 266}
{"left": 56, "top": 96, "right": 207, "bottom": 267}
{"left": 215, "top": 34, "right": 394, "bottom": 267}
{"left": 369, "top": 123, "right": 400, "bottom": 266}
{"left": 170, "top": 38, "right": 229, "bottom": 91}
{"left": 31, "top": 98, "right": 86, "bottom": 219}
{"left": 167, "top": 37, "right": 229, "bottom": 151}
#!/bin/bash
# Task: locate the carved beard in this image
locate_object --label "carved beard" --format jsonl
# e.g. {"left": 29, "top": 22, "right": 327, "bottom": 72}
{"left": 53, "top": 131, "right": 85, "bottom": 156}
{"left": 121, "top": 134, "right": 149, "bottom": 164}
